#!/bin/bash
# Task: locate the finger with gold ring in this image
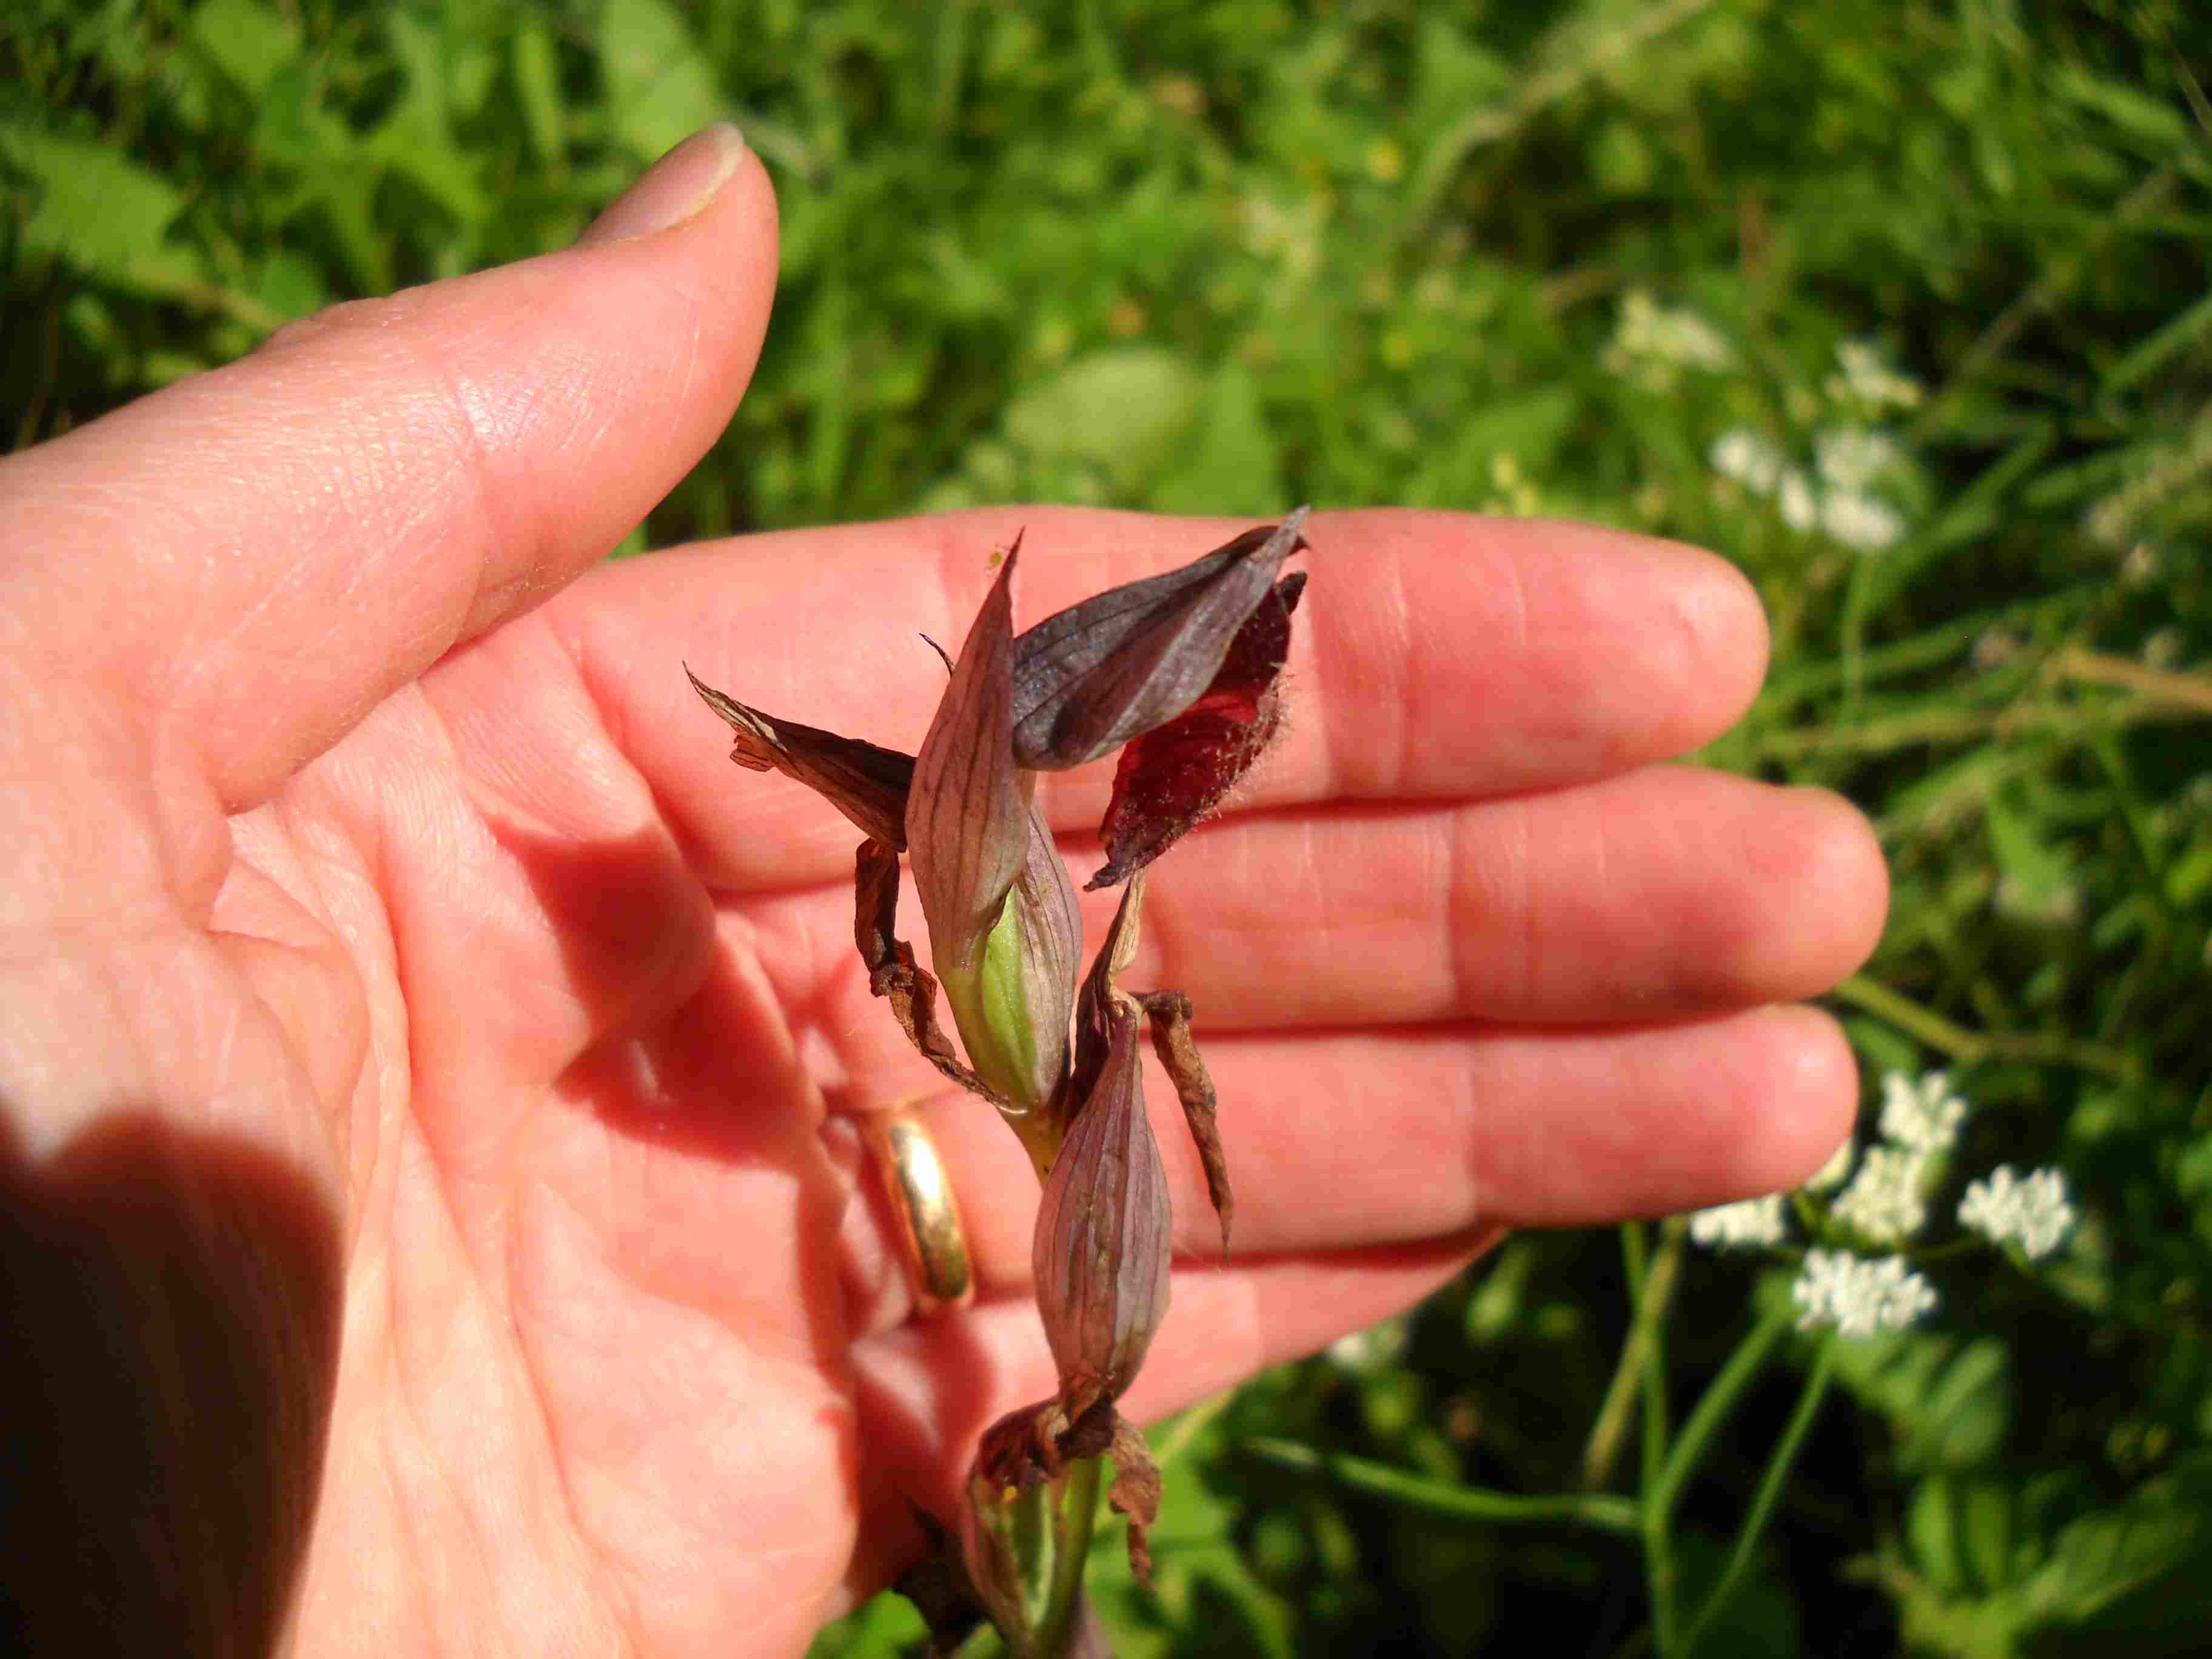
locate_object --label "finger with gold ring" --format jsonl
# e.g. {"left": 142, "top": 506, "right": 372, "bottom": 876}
{"left": 862, "top": 1111, "right": 974, "bottom": 1317}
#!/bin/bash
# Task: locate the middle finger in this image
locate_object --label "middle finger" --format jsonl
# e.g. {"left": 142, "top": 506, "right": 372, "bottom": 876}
{"left": 739, "top": 762, "right": 1884, "bottom": 1033}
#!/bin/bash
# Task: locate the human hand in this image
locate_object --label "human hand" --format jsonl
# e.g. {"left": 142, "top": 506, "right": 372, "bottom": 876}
{"left": 0, "top": 126, "right": 1885, "bottom": 1655}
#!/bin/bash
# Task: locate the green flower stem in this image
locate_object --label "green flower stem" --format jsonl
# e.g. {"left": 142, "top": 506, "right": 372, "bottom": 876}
{"left": 1647, "top": 1298, "right": 1794, "bottom": 1535}
{"left": 1677, "top": 1340, "right": 1837, "bottom": 1657}
{"left": 1244, "top": 1439, "right": 1641, "bottom": 1535}
{"left": 1031, "top": 1456, "right": 1103, "bottom": 1658}
{"left": 1582, "top": 1219, "right": 1686, "bottom": 1490}
{"left": 1629, "top": 1223, "right": 1684, "bottom": 1653}
{"left": 1831, "top": 974, "right": 2137, "bottom": 1079}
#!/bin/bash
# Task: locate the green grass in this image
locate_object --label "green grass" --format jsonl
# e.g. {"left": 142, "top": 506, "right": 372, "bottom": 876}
{"left": 8, "top": 1, "right": 2212, "bottom": 1653}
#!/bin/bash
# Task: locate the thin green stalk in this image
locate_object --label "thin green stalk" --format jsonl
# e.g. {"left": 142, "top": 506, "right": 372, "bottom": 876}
{"left": 1647, "top": 1298, "right": 1794, "bottom": 1533}
{"left": 1244, "top": 1439, "right": 1640, "bottom": 1535}
{"left": 1677, "top": 1341, "right": 1838, "bottom": 1657}
{"left": 1620, "top": 1223, "right": 1686, "bottom": 1654}
{"left": 1032, "top": 1456, "right": 1102, "bottom": 1658}
{"left": 1831, "top": 974, "right": 2138, "bottom": 1079}
{"left": 1582, "top": 1221, "right": 1686, "bottom": 1490}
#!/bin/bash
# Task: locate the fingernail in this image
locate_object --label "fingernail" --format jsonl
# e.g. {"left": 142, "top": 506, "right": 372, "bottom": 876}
{"left": 576, "top": 122, "right": 747, "bottom": 247}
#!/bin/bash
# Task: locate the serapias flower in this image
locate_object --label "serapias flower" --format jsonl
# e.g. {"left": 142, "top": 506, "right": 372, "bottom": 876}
{"left": 689, "top": 510, "right": 1307, "bottom": 1161}
{"left": 1011, "top": 509, "right": 1307, "bottom": 889}
{"left": 1792, "top": 1249, "right": 1939, "bottom": 1337}
{"left": 689, "top": 515, "right": 1309, "bottom": 1620}
{"left": 1959, "top": 1165, "right": 2076, "bottom": 1260}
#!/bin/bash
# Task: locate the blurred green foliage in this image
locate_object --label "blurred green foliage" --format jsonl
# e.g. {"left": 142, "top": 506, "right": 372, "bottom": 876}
{"left": 7, "top": 0, "right": 2211, "bottom": 1653}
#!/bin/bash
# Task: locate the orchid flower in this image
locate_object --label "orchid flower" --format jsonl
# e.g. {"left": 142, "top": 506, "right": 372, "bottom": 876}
{"left": 688, "top": 511, "right": 1310, "bottom": 1653}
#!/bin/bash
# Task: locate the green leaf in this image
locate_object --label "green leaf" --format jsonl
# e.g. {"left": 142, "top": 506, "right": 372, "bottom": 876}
{"left": 189, "top": 0, "right": 302, "bottom": 99}
{"left": 1000, "top": 348, "right": 1205, "bottom": 500}
{"left": 600, "top": 0, "right": 724, "bottom": 163}
{"left": 511, "top": 22, "right": 566, "bottom": 167}
{"left": 2048, "top": 65, "right": 2188, "bottom": 150}
{"left": 804, "top": 1589, "right": 928, "bottom": 1657}
{"left": 1088, "top": 1452, "right": 1296, "bottom": 1659}
{"left": 1984, "top": 784, "right": 2076, "bottom": 912}
{"left": 2029, "top": 1453, "right": 2212, "bottom": 1647}
{"left": 367, "top": 13, "right": 488, "bottom": 225}
{"left": 1823, "top": 1326, "right": 2011, "bottom": 1472}
{"left": 1241, "top": 1439, "right": 1640, "bottom": 1535}
{"left": 0, "top": 126, "right": 201, "bottom": 296}
{"left": 1148, "top": 364, "right": 1284, "bottom": 516}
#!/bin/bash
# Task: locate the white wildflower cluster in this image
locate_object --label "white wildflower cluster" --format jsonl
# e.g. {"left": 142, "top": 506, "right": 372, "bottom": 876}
{"left": 1688, "top": 1194, "right": 1788, "bottom": 1250}
{"left": 1815, "top": 489, "right": 1906, "bottom": 553}
{"left": 1878, "top": 1070, "right": 1969, "bottom": 1155}
{"left": 1959, "top": 1166, "right": 2076, "bottom": 1260}
{"left": 1815, "top": 427, "right": 1906, "bottom": 492}
{"left": 1826, "top": 340, "right": 1924, "bottom": 411}
{"left": 1830, "top": 1145, "right": 1931, "bottom": 1244}
{"left": 1708, "top": 342, "right": 1923, "bottom": 553}
{"left": 1792, "top": 1249, "right": 1939, "bottom": 1336}
{"left": 1691, "top": 1068, "right": 2076, "bottom": 1341}
{"left": 1994, "top": 875, "right": 2083, "bottom": 927}
{"left": 1803, "top": 1137, "right": 1855, "bottom": 1193}
{"left": 1609, "top": 289, "right": 1738, "bottom": 374}
{"left": 1709, "top": 428, "right": 1788, "bottom": 494}
{"left": 1708, "top": 426, "right": 1905, "bottom": 552}
{"left": 1825, "top": 1071, "right": 1968, "bottom": 1244}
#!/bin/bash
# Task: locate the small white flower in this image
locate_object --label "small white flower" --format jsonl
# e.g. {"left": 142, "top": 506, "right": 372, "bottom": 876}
{"left": 1819, "top": 489, "right": 1906, "bottom": 552}
{"left": 1794, "top": 1248, "right": 1939, "bottom": 1336}
{"left": 1827, "top": 340, "right": 1923, "bottom": 410}
{"left": 1959, "top": 1165, "right": 2076, "bottom": 1260}
{"left": 1815, "top": 427, "right": 1904, "bottom": 492}
{"left": 1614, "top": 290, "right": 1737, "bottom": 371}
{"left": 1777, "top": 469, "right": 1818, "bottom": 532}
{"left": 1879, "top": 1071, "right": 1969, "bottom": 1155}
{"left": 1803, "top": 1138, "right": 1855, "bottom": 1193}
{"left": 1689, "top": 1193, "right": 1788, "bottom": 1249}
{"left": 1327, "top": 1316, "right": 1409, "bottom": 1373}
{"left": 1831, "top": 1145, "right": 1931, "bottom": 1243}
{"left": 1994, "top": 876, "right": 2082, "bottom": 927}
{"left": 1710, "top": 428, "right": 1785, "bottom": 494}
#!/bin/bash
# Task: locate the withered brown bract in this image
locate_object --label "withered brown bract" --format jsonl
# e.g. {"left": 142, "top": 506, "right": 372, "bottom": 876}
{"left": 683, "top": 665, "right": 913, "bottom": 850}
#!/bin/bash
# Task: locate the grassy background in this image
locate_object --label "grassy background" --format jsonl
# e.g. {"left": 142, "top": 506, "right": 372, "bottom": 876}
{"left": 7, "top": 1, "right": 2211, "bottom": 1653}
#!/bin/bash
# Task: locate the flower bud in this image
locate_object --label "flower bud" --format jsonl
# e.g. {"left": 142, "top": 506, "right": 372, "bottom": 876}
{"left": 1031, "top": 1003, "right": 1172, "bottom": 1423}
{"left": 907, "top": 548, "right": 1079, "bottom": 1114}
{"left": 908, "top": 549, "right": 1030, "bottom": 976}
{"left": 1010, "top": 507, "right": 1307, "bottom": 770}
{"left": 1088, "top": 566, "right": 1304, "bottom": 889}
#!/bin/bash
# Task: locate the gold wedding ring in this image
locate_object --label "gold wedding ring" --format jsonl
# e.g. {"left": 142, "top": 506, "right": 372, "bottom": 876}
{"left": 863, "top": 1111, "right": 974, "bottom": 1317}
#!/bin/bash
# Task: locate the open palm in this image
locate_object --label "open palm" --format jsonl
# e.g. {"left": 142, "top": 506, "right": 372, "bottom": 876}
{"left": 0, "top": 128, "right": 1885, "bottom": 1657}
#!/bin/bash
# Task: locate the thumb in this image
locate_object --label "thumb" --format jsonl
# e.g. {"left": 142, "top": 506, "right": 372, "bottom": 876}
{"left": 0, "top": 122, "right": 777, "bottom": 836}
